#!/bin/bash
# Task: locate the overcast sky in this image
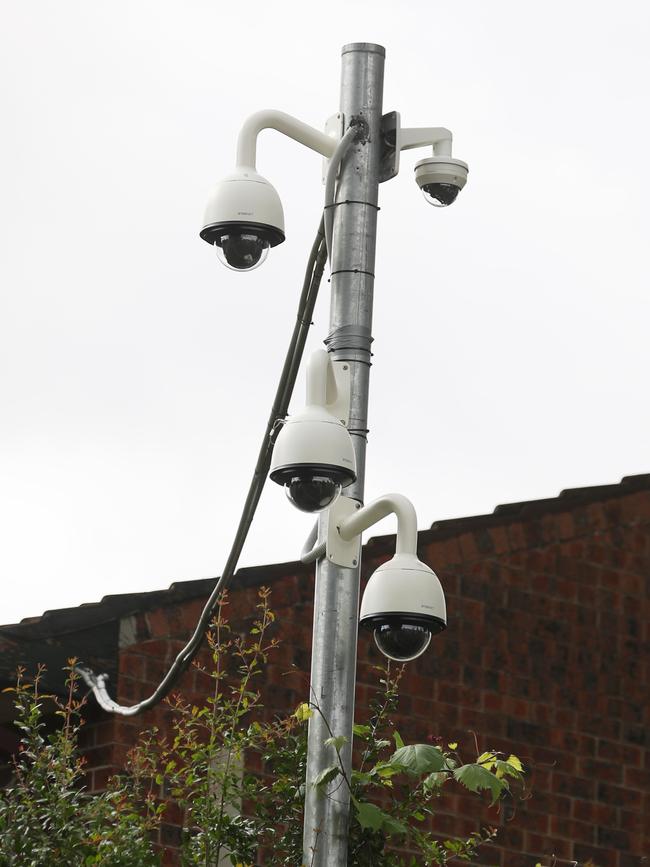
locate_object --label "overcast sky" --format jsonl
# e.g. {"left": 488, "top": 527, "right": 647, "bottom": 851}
{"left": 1, "top": 1, "right": 648, "bottom": 626}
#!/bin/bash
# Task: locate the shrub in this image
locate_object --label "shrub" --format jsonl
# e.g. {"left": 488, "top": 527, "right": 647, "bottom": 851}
{"left": 0, "top": 590, "right": 526, "bottom": 865}
{"left": 0, "top": 662, "right": 161, "bottom": 866}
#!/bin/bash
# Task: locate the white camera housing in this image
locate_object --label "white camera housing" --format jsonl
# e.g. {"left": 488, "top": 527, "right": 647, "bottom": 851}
{"left": 270, "top": 405, "right": 356, "bottom": 512}
{"left": 327, "top": 492, "right": 447, "bottom": 661}
{"left": 201, "top": 110, "right": 343, "bottom": 271}
{"left": 414, "top": 156, "right": 468, "bottom": 208}
{"left": 360, "top": 553, "right": 446, "bottom": 661}
{"left": 270, "top": 350, "right": 356, "bottom": 513}
{"left": 200, "top": 167, "right": 285, "bottom": 271}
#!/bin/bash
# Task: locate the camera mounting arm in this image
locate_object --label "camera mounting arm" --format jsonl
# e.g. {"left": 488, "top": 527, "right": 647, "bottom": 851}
{"left": 325, "top": 492, "right": 419, "bottom": 567}
{"left": 236, "top": 109, "right": 340, "bottom": 169}
{"left": 399, "top": 125, "right": 453, "bottom": 157}
{"left": 339, "top": 493, "right": 417, "bottom": 553}
{"left": 380, "top": 112, "right": 459, "bottom": 181}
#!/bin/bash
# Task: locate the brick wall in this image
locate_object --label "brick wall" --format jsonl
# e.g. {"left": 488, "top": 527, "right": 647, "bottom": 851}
{"left": 81, "top": 486, "right": 650, "bottom": 866}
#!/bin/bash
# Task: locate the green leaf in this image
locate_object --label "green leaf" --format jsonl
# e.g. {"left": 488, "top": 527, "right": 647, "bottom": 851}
{"left": 495, "top": 758, "right": 524, "bottom": 780}
{"left": 324, "top": 735, "right": 348, "bottom": 751}
{"left": 293, "top": 702, "right": 313, "bottom": 722}
{"left": 393, "top": 730, "right": 405, "bottom": 749}
{"left": 354, "top": 801, "right": 408, "bottom": 836}
{"left": 453, "top": 763, "right": 504, "bottom": 804}
{"left": 351, "top": 770, "right": 372, "bottom": 786}
{"left": 374, "top": 764, "right": 399, "bottom": 778}
{"left": 423, "top": 771, "right": 447, "bottom": 793}
{"left": 443, "top": 839, "right": 464, "bottom": 853}
{"left": 353, "top": 724, "right": 372, "bottom": 738}
{"left": 389, "top": 744, "right": 446, "bottom": 775}
{"left": 477, "top": 751, "right": 496, "bottom": 769}
{"left": 381, "top": 814, "right": 409, "bottom": 836}
{"left": 354, "top": 801, "right": 384, "bottom": 831}
{"left": 312, "top": 765, "right": 341, "bottom": 790}
{"left": 507, "top": 754, "right": 523, "bottom": 773}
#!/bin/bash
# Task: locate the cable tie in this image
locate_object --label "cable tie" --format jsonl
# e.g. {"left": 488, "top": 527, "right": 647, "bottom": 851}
{"left": 330, "top": 268, "right": 375, "bottom": 278}
{"left": 269, "top": 418, "right": 286, "bottom": 442}
{"left": 323, "top": 200, "right": 380, "bottom": 211}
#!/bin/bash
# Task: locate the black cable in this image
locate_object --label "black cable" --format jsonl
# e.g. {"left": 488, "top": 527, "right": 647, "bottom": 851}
{"left": 77, "top": 217, "right": 327, "bottom": 715}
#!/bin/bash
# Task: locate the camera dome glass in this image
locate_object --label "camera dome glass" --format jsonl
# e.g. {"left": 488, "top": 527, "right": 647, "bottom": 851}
{"left": 285, "top": 475, "right": 341, "bottom": 513}
{"left": 373, "top": 622, "right": 432, "bottom": 662}
{"left": 421, "top": 182, "right": 459, "bottom": 208}
{"left": 215, "top": 233, "right": 269, "bottom": 271}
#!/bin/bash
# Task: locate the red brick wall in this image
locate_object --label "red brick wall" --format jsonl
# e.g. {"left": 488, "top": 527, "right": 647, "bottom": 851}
{"left": 83, "top": 489, "right": 650, "bottom": 866}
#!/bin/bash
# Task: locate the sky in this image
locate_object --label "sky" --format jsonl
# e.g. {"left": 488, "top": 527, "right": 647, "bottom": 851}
{"left": 1, "top": 0, "right": 649, "bottom": 626}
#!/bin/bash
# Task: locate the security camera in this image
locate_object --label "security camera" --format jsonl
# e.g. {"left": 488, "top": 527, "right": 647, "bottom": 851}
{"left": 270, "top": 349, "right": 356, "bottom": 513}
{"left": 199, "top": 167, "right": 285, "bottom": 271}
{"left": 359, "top": 553, "right": 446, "bottom": 661}
{"left": 329, "top": 492, "right": 447, "bottom": 661}
{"left": 414, "top": 156, "right": 468, "bottom": 208}
{"left": 270, "top": 404, "right": 356, "bottom": 512}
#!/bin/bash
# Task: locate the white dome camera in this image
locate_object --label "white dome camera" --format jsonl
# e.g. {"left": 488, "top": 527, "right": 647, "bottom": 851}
{"left": 330, "top": 492, "right": 446, "bottom": 662}
{"left": 270, "top": 405, "right": 356, "bottom": 513}
{"left": 270, "top": 350, "right": 356, "bottom": 513}
{"left": 414, "top": 156, "right": 468, "bottom": 208}
{"left": 360, "top": 553, "right": 447, "bottom": 661}
{"left": 200, "top": 167, "right": 285, "bottom": 271}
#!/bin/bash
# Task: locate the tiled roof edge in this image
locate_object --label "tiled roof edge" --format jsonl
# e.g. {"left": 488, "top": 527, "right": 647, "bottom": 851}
{"left": 3, "top": 473, "right": 648, "bottom": 638}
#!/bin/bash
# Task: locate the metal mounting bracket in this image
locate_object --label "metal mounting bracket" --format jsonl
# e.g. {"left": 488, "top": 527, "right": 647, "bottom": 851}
{"left": 326, "top": 495, "right": 362, "bottom": 568}
{"left": 379, "top": 110, "right": 401, "bottom": 183}
{"left": 325, "top": 359, "right": 351, "bottom": 427}
{"left": 322, "top": 112, "right": 345, "bottom": 184}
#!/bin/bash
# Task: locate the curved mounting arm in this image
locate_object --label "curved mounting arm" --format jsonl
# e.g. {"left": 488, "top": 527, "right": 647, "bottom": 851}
{"left": 337, "top": 493, "right": 418, "bottom": 556}
{"left": 399, "top": 126, "right": 453, "bottom": 158}
{"left": 236, "top": 110, "right": 339, "bottom": 169}
{"left": 380, "top": 113, "right": 457, "bottom": 182}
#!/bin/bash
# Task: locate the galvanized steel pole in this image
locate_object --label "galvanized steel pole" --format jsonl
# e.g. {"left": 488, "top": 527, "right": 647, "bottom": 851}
{"left": 302, "top": 42, "right": 385, "bottom": 866}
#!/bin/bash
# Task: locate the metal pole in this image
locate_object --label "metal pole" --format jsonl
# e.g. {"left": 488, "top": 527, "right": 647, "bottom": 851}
{"left": 303, "top": 42, "right": 385, "bottom": 866}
